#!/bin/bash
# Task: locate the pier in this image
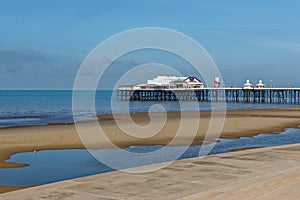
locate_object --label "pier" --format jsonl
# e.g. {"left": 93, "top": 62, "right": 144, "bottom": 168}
{"left": 117, "top": 76, "right": 300, "bottom": 104}
{"left": 117, "top": 88, "right": 300, "bottom": 104}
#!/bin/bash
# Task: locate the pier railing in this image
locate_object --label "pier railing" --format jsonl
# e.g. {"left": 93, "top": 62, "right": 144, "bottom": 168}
{"left": 117, "top": 88, "right": 300, "bottom": 104}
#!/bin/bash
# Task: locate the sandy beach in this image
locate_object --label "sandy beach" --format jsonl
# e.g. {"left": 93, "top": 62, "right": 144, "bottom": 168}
{"left": 1, "top": 107, "right": 300, "bottom": 193}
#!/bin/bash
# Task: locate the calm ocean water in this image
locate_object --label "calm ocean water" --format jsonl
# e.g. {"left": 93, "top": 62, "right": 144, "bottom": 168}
{"left": 0, "top": 90, "right": 297, "bottom": 128}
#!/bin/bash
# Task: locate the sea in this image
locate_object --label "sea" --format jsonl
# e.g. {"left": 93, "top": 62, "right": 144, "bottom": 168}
{"left": 0, "top": 90, "right": 300, "bottom": 187}
{"left": 0, "top": 90, "right": 297, "bottom": 128}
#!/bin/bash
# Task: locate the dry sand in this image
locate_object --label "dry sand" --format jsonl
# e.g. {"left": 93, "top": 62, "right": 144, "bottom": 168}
{"left": 0, "top": 107, "right": 300, "bottom": 193}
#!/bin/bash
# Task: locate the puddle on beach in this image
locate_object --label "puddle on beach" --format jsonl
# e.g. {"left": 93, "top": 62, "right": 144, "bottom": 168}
{"left": 1, "top": 128, "right": 300, "bottom": 187}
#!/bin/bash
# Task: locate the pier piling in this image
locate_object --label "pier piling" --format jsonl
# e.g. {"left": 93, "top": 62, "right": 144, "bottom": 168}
{"left": 117, "top": 88, "right": 300, "bottom": 104}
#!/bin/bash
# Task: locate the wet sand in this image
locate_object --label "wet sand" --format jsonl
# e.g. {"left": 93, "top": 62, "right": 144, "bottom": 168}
{"left": 0, "top": 186, "right": 29, "bottom": 194}
{"left": 0, "top": 107, "right": 300, "bottom": 193}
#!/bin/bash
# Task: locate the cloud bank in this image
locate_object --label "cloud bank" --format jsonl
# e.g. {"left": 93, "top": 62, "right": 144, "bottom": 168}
{"left": 0, "top": 49, "right": 47, "bottom": 73}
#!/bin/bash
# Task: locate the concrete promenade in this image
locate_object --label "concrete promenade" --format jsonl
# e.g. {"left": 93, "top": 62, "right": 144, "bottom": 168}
{"left": 1, "top": 143, "right": 300, "bottom": 200}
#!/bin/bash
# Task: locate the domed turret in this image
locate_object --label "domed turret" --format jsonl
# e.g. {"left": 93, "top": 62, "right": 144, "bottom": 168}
{"left": 243, "top": 80, "right": 253, "bottom": 89}
{"left": 256, "top": 80, "right": 265, "bottom": 88}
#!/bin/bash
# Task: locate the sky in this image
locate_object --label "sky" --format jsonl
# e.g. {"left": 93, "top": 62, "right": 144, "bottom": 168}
{"left": 0, "top": 0, "right": 300, "bottom": 89}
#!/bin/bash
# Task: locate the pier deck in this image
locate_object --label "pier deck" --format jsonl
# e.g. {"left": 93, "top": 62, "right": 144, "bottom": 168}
{"left": 117, "top": 88, "right": 300, "bottom": 104}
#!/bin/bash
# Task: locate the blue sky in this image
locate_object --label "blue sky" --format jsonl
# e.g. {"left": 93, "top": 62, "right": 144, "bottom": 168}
{"left": 0, "top": 0, "right": 300, "bottom": 89}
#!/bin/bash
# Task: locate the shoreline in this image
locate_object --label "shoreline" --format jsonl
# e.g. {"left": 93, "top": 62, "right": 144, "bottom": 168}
{"left": 1, "top": 107, "right": 300, "bottom": 166}
{"left": 0, "top": 104, "right": 298, "bottom": 130}
{"left": 2, "top": 143, "right": 300, "bottom": 199}
{"left": 0, "top": 107, "right": 300, "bottom": 193}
